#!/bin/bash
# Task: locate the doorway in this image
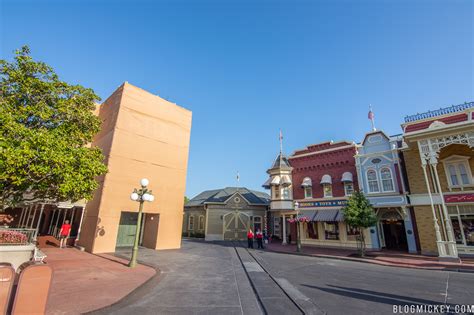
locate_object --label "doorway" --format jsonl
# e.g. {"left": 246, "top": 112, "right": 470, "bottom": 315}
{"left": 381, "top": 220, "right": 408, "bottom": 251}
{"left": 116, "top": 211, "right": 145, "bottom": 247}
{"left": 223, "top": 211, "right": 250, "bottom": 240}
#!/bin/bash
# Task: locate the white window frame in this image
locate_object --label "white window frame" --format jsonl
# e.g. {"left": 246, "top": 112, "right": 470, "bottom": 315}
{"left": 442, "top": 156, "right": 473, "bottom": 189}
{"left": 188, "top": 215, "right": 194, "bottom": 230}
{"left": 379, "top": 167, "right": 395, "bottom": 192}
{"left": 274, "top": 186, "right": 280, "bottom": 199}
{"left": 198, "top": 215, "right": 205, "bottom": 230}
{"left": 344, "top": 182, "right": 354, "bottom": 196}
{"left": 282, "top": 187, "right": 290, "bottom": 200}
{"left": 304, "top": 186, "right": 312, "bottom": 199}
{"left": 323, "top": 183, "right": 333, "bottom": 198}
{"left": 366, "top": 169, "right": 380, "bottom": 193}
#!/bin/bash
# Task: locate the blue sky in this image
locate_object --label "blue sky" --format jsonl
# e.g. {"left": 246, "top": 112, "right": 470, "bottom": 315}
{"left": 1, "top": 0, "right": 473, "bottom": 197}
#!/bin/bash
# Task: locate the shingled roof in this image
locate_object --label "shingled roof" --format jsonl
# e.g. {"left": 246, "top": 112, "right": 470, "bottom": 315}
{"left": 185, "top": 187, "right": 270, "bottom": 207}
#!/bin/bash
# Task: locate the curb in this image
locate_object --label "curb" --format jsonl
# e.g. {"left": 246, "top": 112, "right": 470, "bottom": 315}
{"left": 265, "top": 248, "right": 474, "bottom": 274}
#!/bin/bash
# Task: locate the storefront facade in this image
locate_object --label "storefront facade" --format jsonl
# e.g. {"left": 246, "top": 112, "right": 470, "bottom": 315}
{"left": 355, "top": 131, "right": 418, "bottom": 253}
{"left": 402, "top": 102, "right": 474, "bottom": 257}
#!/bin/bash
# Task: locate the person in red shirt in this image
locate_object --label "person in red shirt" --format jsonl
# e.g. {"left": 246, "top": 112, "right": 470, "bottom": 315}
{"left": 59, "top": 220, "right": 71, "bottom": 249}
{"left": 256, "top": 229, "right": 264, "bottom": 249}
{"left": 247, "top": 229, "right": 254, "bottom": 249}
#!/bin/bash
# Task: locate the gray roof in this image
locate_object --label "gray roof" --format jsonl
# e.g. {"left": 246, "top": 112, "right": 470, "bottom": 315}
{"left": 271, "top": 153, "right": 291, "bottom": 169}
{"left": 185, "top": 187, "right": 270, "bottom": 207}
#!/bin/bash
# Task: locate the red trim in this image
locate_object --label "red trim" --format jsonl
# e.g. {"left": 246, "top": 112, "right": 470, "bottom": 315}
{"left": 444, "top": 193, "right": 474, "bottom": 203}
{"left": 405, "top": 113, "right": 467, "bottom": 133}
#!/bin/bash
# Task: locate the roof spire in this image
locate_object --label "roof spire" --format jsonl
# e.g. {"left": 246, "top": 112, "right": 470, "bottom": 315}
{"left": 368, "top": 104, "right": 376, "bottom": 131}
{"left": 236, "top": 171, "right": 240, "bottom": 185}
{"left": 279, "top": 129, "right": 283, "bottom": 154}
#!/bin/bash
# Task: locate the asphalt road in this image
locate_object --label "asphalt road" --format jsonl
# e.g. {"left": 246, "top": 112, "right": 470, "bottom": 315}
{"left": 92, "top": 240, "right": 474, "bottom": 315}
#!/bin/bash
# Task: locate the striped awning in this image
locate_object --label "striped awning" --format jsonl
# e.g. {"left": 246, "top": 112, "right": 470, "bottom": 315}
{"left": 296, "top": 210, "right": 318, "bottom": 221}
{"left": 270, "top": 176, "right": 281, "bottom": 186}
{"left": 313, "top": 209, "right": 339, "bottom": 222}
{"left": 280, "top": 175, "right": 292, "bottom": 187}
{"left": 334, "top": 210, "right": 345, "bottom": 222}
{"left": 320, "top": 174, "right": 332, "bottom": 185}
{"left": 301, "top": 177, "right": 312, "bottom": 187}
{"left": 341, "top": 172, "right": 353, "bottom": 183}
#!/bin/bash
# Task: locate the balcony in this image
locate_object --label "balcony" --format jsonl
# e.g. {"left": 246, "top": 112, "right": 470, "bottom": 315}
{"left": 404, "top": 102, "right": 473, "bottom": 123}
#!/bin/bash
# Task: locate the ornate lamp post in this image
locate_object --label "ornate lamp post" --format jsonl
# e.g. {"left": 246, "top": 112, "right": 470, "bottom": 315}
{"left": 294, "top": 201, "right": 301, "bottom": 253}
{"left": 129, "top": 178, "right": 154, "bottom": 268}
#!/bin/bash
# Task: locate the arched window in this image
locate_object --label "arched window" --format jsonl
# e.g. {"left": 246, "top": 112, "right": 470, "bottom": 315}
{"left": 367, "top": 169, "right": 379, "bottom": 193}
{"left": 380, "top": 168, "right": 394, "bottom": 192}
{"left": 188, "top": 215, "right": 194, "bottom": 230}
{"left": 198, "top": 215, "right": 205, "bottom": 230}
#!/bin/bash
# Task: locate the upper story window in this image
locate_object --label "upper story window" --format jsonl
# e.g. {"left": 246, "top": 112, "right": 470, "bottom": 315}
{"left": 282, "top": 187, "right": 290, "bottom": 199}
{"left": 198, "top": 216, "right": 205, "bottom": 230}
{"left": 443, "top": 156, "right": 472, "bottom": 188}
{"left": 367, "top": 169, "right": 380, "bottom": 193}
{"left": 323, "top": 184, "right": 333, "bottom": 198}
{"left": 344, "top": 183, "right": 354, "bottom": 196}
{"left": 304, "top": 186, "right": 312, "bottom": 199}
{"left": 274, "top": 186, "right": 280, "bottom": 199}
{"left": 380, "top": 168, "right": 394, "bottom": 192}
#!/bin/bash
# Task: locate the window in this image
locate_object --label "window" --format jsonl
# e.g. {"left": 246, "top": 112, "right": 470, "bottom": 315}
{"left": 282, "top": 187, "right": 290, "bottom": 199}
{"left": 443, "top": 157, "right": 473, "bottom": 188}
{"left": 323, "top": 184, "right": 332, "bottom": 198}
{"left": 304, "top": 186, "right": 312, "bottom": 199}
{"left": 380, "top": 168, "right": 394, "bottom": 192}
{"left": 253, "top": 216, "right": 262, "bottom": 232}
{"left": 344, "top": 183, "right": 354, "bottom": 196}
{"left": 367, "top": 169, "right": 379, "bottom": 193}
{"left": 198, "top": 216, "right": 205, "bottom": 230}
{"left": 274, "top": 186, "right": 280, "bottom": 199}
{"left": 188, "top": 216, "right": 194, "bottom": 230}
{"left": 324, "top": 222, "right": 339, "bottom": 240}
{"left": 306, "top": 222, "right": 318, "bottom": 239}
{"left": 346, "top": 225, "right": 360, "bottom": 241}
{"left": 448, "top": 205, "right": 474, "bottom": 246}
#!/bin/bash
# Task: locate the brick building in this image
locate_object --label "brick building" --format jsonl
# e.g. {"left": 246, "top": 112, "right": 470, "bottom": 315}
{"left": 402, "top": 102, "right": 474, "bottom": 258}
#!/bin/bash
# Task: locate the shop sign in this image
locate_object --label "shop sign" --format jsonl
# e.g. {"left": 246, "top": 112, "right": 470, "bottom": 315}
{"left": 299, "top": 199, "right": 348, "bottom": 208}
{"left": 444, "top": 193, "right": 474, "bottom": 203}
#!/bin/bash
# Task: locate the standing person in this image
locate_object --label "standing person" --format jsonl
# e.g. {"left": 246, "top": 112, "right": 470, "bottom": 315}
{"left": 256, "top": 229, "right": 264, "bottom": 249}
{"left": 247, "top": 229, "right": 254, "bottom": 249}
{"left": 59, "top": 220, "right": 71, "bottom": 248}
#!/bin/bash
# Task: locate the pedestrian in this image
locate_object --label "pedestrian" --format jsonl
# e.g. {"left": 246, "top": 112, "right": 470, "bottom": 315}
{"left": 59, "top": 220, "right": 71, "bottom": 249}
{"left": 247, "top": 229, "right": 254, "bottom": 249}
{"left": 256, "top": 229, "right": 264, "bottom": 249}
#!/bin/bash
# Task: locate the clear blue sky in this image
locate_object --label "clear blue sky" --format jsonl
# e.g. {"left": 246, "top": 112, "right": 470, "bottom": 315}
{"left": 1, "top": 0, "right": 473, "bottom": 198}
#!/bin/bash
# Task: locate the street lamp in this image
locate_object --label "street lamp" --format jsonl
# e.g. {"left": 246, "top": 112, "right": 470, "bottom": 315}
{"left": 294, "top": 201, "right": 302, "bottom": 253}
{"left": 128, "top": 178, "right": 154, "bottom": 268}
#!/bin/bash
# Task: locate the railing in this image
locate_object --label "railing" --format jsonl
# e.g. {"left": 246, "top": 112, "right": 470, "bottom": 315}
{"left": 404, "top": 102, "right": 474, "bottom": 123}
{"left": 0, "top": 228, "right": 36, "bottom": 245}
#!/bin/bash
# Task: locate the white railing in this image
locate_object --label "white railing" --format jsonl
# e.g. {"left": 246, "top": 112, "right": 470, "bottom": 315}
{"left": 0, "top": 228, "right": 36, "bottom": 246}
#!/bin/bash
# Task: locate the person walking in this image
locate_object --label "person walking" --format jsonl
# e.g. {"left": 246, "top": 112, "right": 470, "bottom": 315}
{"left": 247, "top": 229, "right": 254, "bottom": 249}
{"left": 256, "top": 229, "right": 264, "bottom": 249}
{"left": 59, "top": 220, "right": 71, "bottom": 249}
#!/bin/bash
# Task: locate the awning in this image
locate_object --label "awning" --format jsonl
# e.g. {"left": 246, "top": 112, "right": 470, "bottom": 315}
{"left": 341, "top": 172, "right": 353, "bottom": 183}
{"left": 262, "top": 178, "right": 272, "bottom": 189}
{"left": 334, "top": 210, "right": 345, "bottom": 222}
{"left": 296, "top": 210, "right": 318, "bottom": 221}
{"left": 301, "top": 177, "right": 312, "bottom": 187}
{"left": 270, "top": 176, "right": 281, "bottom": 186}
{"left": 320, "top": 174, "right": 332, "bottom": 185}
{"left": 280, "top": 175, "right": 292, "bottom": 187}
{"left": 313, "top": 209, "right": 339, "bottom": 222}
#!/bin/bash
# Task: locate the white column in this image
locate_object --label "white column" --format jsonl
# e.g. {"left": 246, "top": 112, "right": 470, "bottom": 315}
{"left": 421, "top": 163, "right": 446, "bottom": 256}
{"left": 431, "top": 162, "right": 458, "bottom": 258}
{"left": 75, "top": 207, "right": 86, "bottom": 243}
{"left": 18, "top": 207, "right": 26, "bottom": 228}
{"left": 54, "top": 208, "right": 61, "bottom": 237}
{"left": 30, "top": 204, "right": 38, "bottom": 229}
{"left": 282, "top": 214, "right": 287, "bottom": 245}
{"left": 35, "top": 204, "right": 45, "bottom": 240}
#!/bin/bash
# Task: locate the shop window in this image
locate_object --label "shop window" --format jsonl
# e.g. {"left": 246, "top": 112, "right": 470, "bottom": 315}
{"left": 304, "top": 187, "right": 312, "bottom": 199}
{"left": 198, "top": 216, "right": 205, "bottom": 230}
{"left": 188, "top": 216, "right": 194, "bottom": 230}
{"left": 323, "top": 184, "right": 333, "bottom": 198}
{"left": 367, "top": 169, "right": 379, "bottom": 193}
{"left": 344, "top": 183, "right": 354, "bottom": 196}
{"left": 307, "top": 222, "right": 318, "bottom": 239}
{"left": 443, "top": 157, "right": 473, "bottom": 188}
{"left": 380, "top": 168, "right": 394, "bottom": 192}
{"left": 254, "top": 216, "right": 262, "bottom": 232}
{"left": 447, "top": 205, "right": 474, "bottom": 246}
{"left": 346, "top": 225, "right": 360, "bottom": 241}
{"left": 324, "top": 222, "right": 339, "bottom": 240}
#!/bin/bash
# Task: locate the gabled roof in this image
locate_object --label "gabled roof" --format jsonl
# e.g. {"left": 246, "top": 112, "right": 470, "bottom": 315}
{"left": 270, "top": 153, "right": 291, "bottom": 169}
{"left": 185, "top": 187, "right": 270, "bottom": 207}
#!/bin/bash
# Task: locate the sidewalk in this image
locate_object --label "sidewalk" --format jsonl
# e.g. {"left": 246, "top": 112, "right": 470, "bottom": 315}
{"left": 43, "top": 247, "right": 156, "bottom": 315}
{"left": 265, "top": 242, "right": 474, "bottom": 272}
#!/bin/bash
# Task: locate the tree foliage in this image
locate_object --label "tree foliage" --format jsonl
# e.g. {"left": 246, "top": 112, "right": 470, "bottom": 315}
{"left": 342, "top": 190, "right": 377, "bottom": 256}
{"left": 0, "top": 46, "right": 108, "bottom": 207}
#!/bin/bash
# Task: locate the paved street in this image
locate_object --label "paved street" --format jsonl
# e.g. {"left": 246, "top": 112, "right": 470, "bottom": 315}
{"left": 93, "top": 240, "right": 474, "bottom": 315}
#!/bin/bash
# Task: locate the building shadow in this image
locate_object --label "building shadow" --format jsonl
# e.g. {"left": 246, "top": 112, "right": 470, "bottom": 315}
{"left": 301, "top": 284, "right": 452, "bottom": 308}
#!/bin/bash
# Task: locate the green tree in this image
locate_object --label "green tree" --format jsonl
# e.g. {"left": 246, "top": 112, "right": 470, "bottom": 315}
{"left": 0, "top": 46, "right": 108, "bottom": 208}
{"left": 342, "top": 190, "right": 377, "bottom": 257}
{"left": 184, "top": 196, "right": 189, "bottom": 204}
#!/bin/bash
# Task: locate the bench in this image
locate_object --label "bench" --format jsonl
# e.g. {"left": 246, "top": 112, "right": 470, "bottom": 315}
{"left": 33, "top": 247, "right": 47, "bottom": 263}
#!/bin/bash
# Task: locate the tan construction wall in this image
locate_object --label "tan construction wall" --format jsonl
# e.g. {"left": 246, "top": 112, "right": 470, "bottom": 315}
{"left": 79, "top": 82, "right": 192, "bottom": 253}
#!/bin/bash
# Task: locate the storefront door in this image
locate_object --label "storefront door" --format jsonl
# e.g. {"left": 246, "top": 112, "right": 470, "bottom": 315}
{"left": 382, "top": 220, "right": 408, "bottom": 251}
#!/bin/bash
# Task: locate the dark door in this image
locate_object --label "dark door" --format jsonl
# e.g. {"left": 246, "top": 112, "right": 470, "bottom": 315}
{"left": 382, "top": 220, "right": 408, "bottom": 251}
{"left": 116, "top": 212, "right": 139, "bottom": 247}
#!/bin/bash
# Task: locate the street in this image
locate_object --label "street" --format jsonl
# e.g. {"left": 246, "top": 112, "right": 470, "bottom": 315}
{"left": 93, "top": 240, "right": 474, "bottom": 315}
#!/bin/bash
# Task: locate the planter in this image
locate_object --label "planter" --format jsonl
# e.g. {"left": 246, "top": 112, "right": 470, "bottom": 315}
{"left": 0, "top": 244, "right": 35, "bottom": 271}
